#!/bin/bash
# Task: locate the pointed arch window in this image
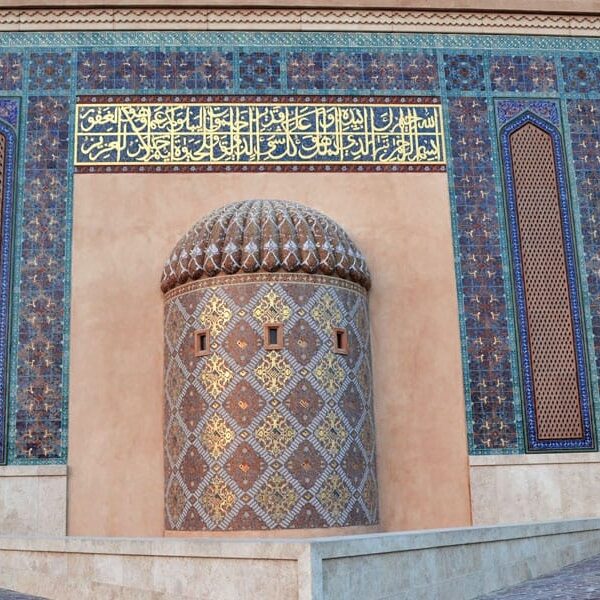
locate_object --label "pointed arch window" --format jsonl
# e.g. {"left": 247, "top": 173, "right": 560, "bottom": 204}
{"left": 0, "top": 118, "right": 17, "bottom": 465}
{"left": 500, "top": 112, "right": 595, "bottom": 451}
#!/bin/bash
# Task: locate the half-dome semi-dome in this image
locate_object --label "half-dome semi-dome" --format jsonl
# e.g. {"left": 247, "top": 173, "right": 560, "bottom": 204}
{"left": 161, "top": 199, "right": 370, "bottom": 293}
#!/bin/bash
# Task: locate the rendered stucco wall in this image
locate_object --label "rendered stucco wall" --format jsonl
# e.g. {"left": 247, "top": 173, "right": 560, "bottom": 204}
{"left": 69, "top": 171, "right": 469, "bottom": 536}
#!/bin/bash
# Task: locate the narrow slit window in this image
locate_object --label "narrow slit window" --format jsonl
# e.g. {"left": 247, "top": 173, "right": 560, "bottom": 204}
{"left": 333, "top": 328, "right": 348, "bottom": 355}
{"left": 264, "top": 323, "right": 284, "bottom": 350}
{"left": 194, "top": 329, "right": 210, "bottom": 357}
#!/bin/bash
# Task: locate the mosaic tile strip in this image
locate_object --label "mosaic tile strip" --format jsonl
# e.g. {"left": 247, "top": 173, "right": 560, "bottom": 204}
{"left": 74, "top": 95, "right": 445, "bottom": 172}
{"left": 567, "top": 99, "right": 600, "bottom": 418}
{"left": 11, "top": 30, "right": 600, "bottom": 52}
{"left": 443, "top": 54, "right": 485, "bottom": 93}
{"left": 499, "top": 109, "right": 594, "bottom": 451}
{"left": 490, "top": 55, "right": 557, "bottom": 93}
{"left": 286, "top": 51, "right": 438, "bottom": 91}
{"left": 164, "top": 275, "right": 377, "bottom": 530}
{"left": 77, "top": 50, "right": 234, "bottom": 91}
{"left": 0, "top": 54, "right": 22, "bottom": 92}
{"left": 12, "top": 95, "right": 69, "bottom": 462}
{"left": 29, "top": 52, "right": 71, "bottom": 92}
{"left": 0, "top": 100, "right": 17, "bottom": 465}
{"left": 562, "top": 55, "right": 600, "bottom": 94}
{"left": 446, "top": 96, "right": 518, "bottom": 451}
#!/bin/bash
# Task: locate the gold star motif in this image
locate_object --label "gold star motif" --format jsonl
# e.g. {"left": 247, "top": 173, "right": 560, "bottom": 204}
{"left": 311, "top": 292, "right": 342, "bottom": 328}
{"left": 201, "top": 354, "right": 233, "bottom": 398}
{"left": 199, "top": 294, "right": 233, "bottom": 337}
{"left": 253, "top": 290, "right": 292, "bottom": 323}
{"left": 318, "top": 474, "right": 350, "bottom": 518}
{"left": 255, "top": 352, "right": 293, "bottom": 395}
{"left": 201, "top": 414, "right": 234, "bottom": 458}
{"left": 255, "top": 410, "right": 296, "bottom": 456}
{"left": 201, "top": 475, "right": 236, "bottom": 524}
{"left": 315, "top": 354, "right": 345, "bottom": 395}
{"left": 316, "top": 410, "right": 348, "bottom": 455}
{"left": 256, "top": 474, "right": 297, "bottom": 523}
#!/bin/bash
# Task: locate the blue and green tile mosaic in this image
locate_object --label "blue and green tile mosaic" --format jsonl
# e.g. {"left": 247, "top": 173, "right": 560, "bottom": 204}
{"left": 5, "top": 31, "right": 600, "bottom": 462}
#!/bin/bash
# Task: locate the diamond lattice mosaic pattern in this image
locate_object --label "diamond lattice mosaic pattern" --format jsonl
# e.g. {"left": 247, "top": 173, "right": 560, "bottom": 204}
{"left": 163, "top": 274, "right": 378, "bottom": 530}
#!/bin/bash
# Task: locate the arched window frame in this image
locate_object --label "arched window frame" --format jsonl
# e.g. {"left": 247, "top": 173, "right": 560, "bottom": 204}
{"left": 0, "top": 119, "right": 17, "bottom": 465}
{"left": 499, "top": 111, "right": 595, "bottom": 452}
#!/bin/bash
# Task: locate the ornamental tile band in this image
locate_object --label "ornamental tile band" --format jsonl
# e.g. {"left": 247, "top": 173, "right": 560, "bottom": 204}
{"left": 74, "top": 96, "right": 445, "bottom": 172}
{"left": 0, "top": 100, "right": 17, "bottom": 465}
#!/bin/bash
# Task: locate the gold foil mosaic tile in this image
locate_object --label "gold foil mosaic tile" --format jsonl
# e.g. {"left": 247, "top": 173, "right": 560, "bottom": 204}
{"left": 163, "top": 275, "right": 378, "bottom": 530}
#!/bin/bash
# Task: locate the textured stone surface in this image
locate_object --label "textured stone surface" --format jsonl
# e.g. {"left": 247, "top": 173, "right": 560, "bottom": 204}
{"left": 0, "top": 466, "right": 67, "bottom": 536}
{"left": 478, "top": 553, "right": 600, "bottom": 599}
{"left": 2, "top": 519, "right": 600, "bottom": 599}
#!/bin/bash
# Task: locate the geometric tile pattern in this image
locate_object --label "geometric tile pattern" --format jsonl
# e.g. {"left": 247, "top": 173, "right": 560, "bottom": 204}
{"left": 12, "top": 95, "right": 69, "bottom": 463}
{"left": 567, "top": 99, "right": 600, "bottom": 437}
{"left": 163, "top": 273, "right": 378, "bottom": 530}
{"left": 490, "top": 55, "right": 557, "bottom": 92}
{"left": 160, "top": 199, "right": 371, "bottom": 293}
{"left": 447, "top": 96, "right": 519, "bottom": 452}
{"left": 7, "top": 31, "right": 600, "bottom": 462}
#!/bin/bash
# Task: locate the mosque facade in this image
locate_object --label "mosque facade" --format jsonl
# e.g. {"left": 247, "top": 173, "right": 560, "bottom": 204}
{"left": 2, "top": 1, "right": 600, "bottom": 597}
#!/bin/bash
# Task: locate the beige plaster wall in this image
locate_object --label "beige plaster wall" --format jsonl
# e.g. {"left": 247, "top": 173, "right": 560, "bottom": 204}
{"left": 70, "top": 172, "right": 470, "bottom": 536}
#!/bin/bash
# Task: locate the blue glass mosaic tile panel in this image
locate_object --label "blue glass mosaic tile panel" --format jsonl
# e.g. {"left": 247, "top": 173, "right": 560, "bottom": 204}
{"left": 490, "top": 55, "right": 557, "bottom": 93}
{"left": 29, "top": 52, "right": 71, "bottom": 92}
{"left": 562, "top": 56, "right": 600, "bottom": 94}
{"left": 286, "top": 51, "right": 438, "bottom": 92}
{"left": 443, "top": 54, "right": 485, "bottom": 92}
{"left": 12, "top": 96, "right": 69, "bottom": 462}
{"left": 0, "top": 54, "right": 21, "bottom": 91}
{"left": 77, "top": 50, "right": 234, "bottom": 91}
{"left": 446, "top": 96, "right": 518, "bottom": 451}
{"left": 568, "top": 100, "right": 600, "bottom": 392}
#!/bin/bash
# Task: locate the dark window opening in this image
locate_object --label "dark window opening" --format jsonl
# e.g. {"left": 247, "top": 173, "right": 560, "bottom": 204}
{"left": 333, "top": 328, "right": 348, "bottom": 355}
{"left": 194, "top": 329, "right": 210, "bottom": 357}
{"left": 264, "top": 323, "right": 284, "bottom": 350}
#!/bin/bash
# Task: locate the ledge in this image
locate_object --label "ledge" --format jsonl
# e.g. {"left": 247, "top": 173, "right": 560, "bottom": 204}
{"left": 470, "top": 453, "right": 600, "bottom": 467}
{"left": 4, "top": 0, "right": 600, "bottom": 13}
{"left": 0, "top": 465, "right": 67, "bottom": 477}
{"left": 1, "top": 7, "right": 600, "bottom": 36}
{"left": 0, "top": 517, "right": 599, "bottom": 559}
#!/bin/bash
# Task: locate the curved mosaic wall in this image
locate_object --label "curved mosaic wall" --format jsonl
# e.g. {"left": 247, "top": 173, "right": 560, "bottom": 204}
{"left": 163, "top": 273, "right": 378, "bottom": 531}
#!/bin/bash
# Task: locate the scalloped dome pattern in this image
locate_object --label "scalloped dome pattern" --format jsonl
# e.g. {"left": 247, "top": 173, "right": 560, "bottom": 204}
{"left": 161, "top": 199, "right": 371, "bottom": 293}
